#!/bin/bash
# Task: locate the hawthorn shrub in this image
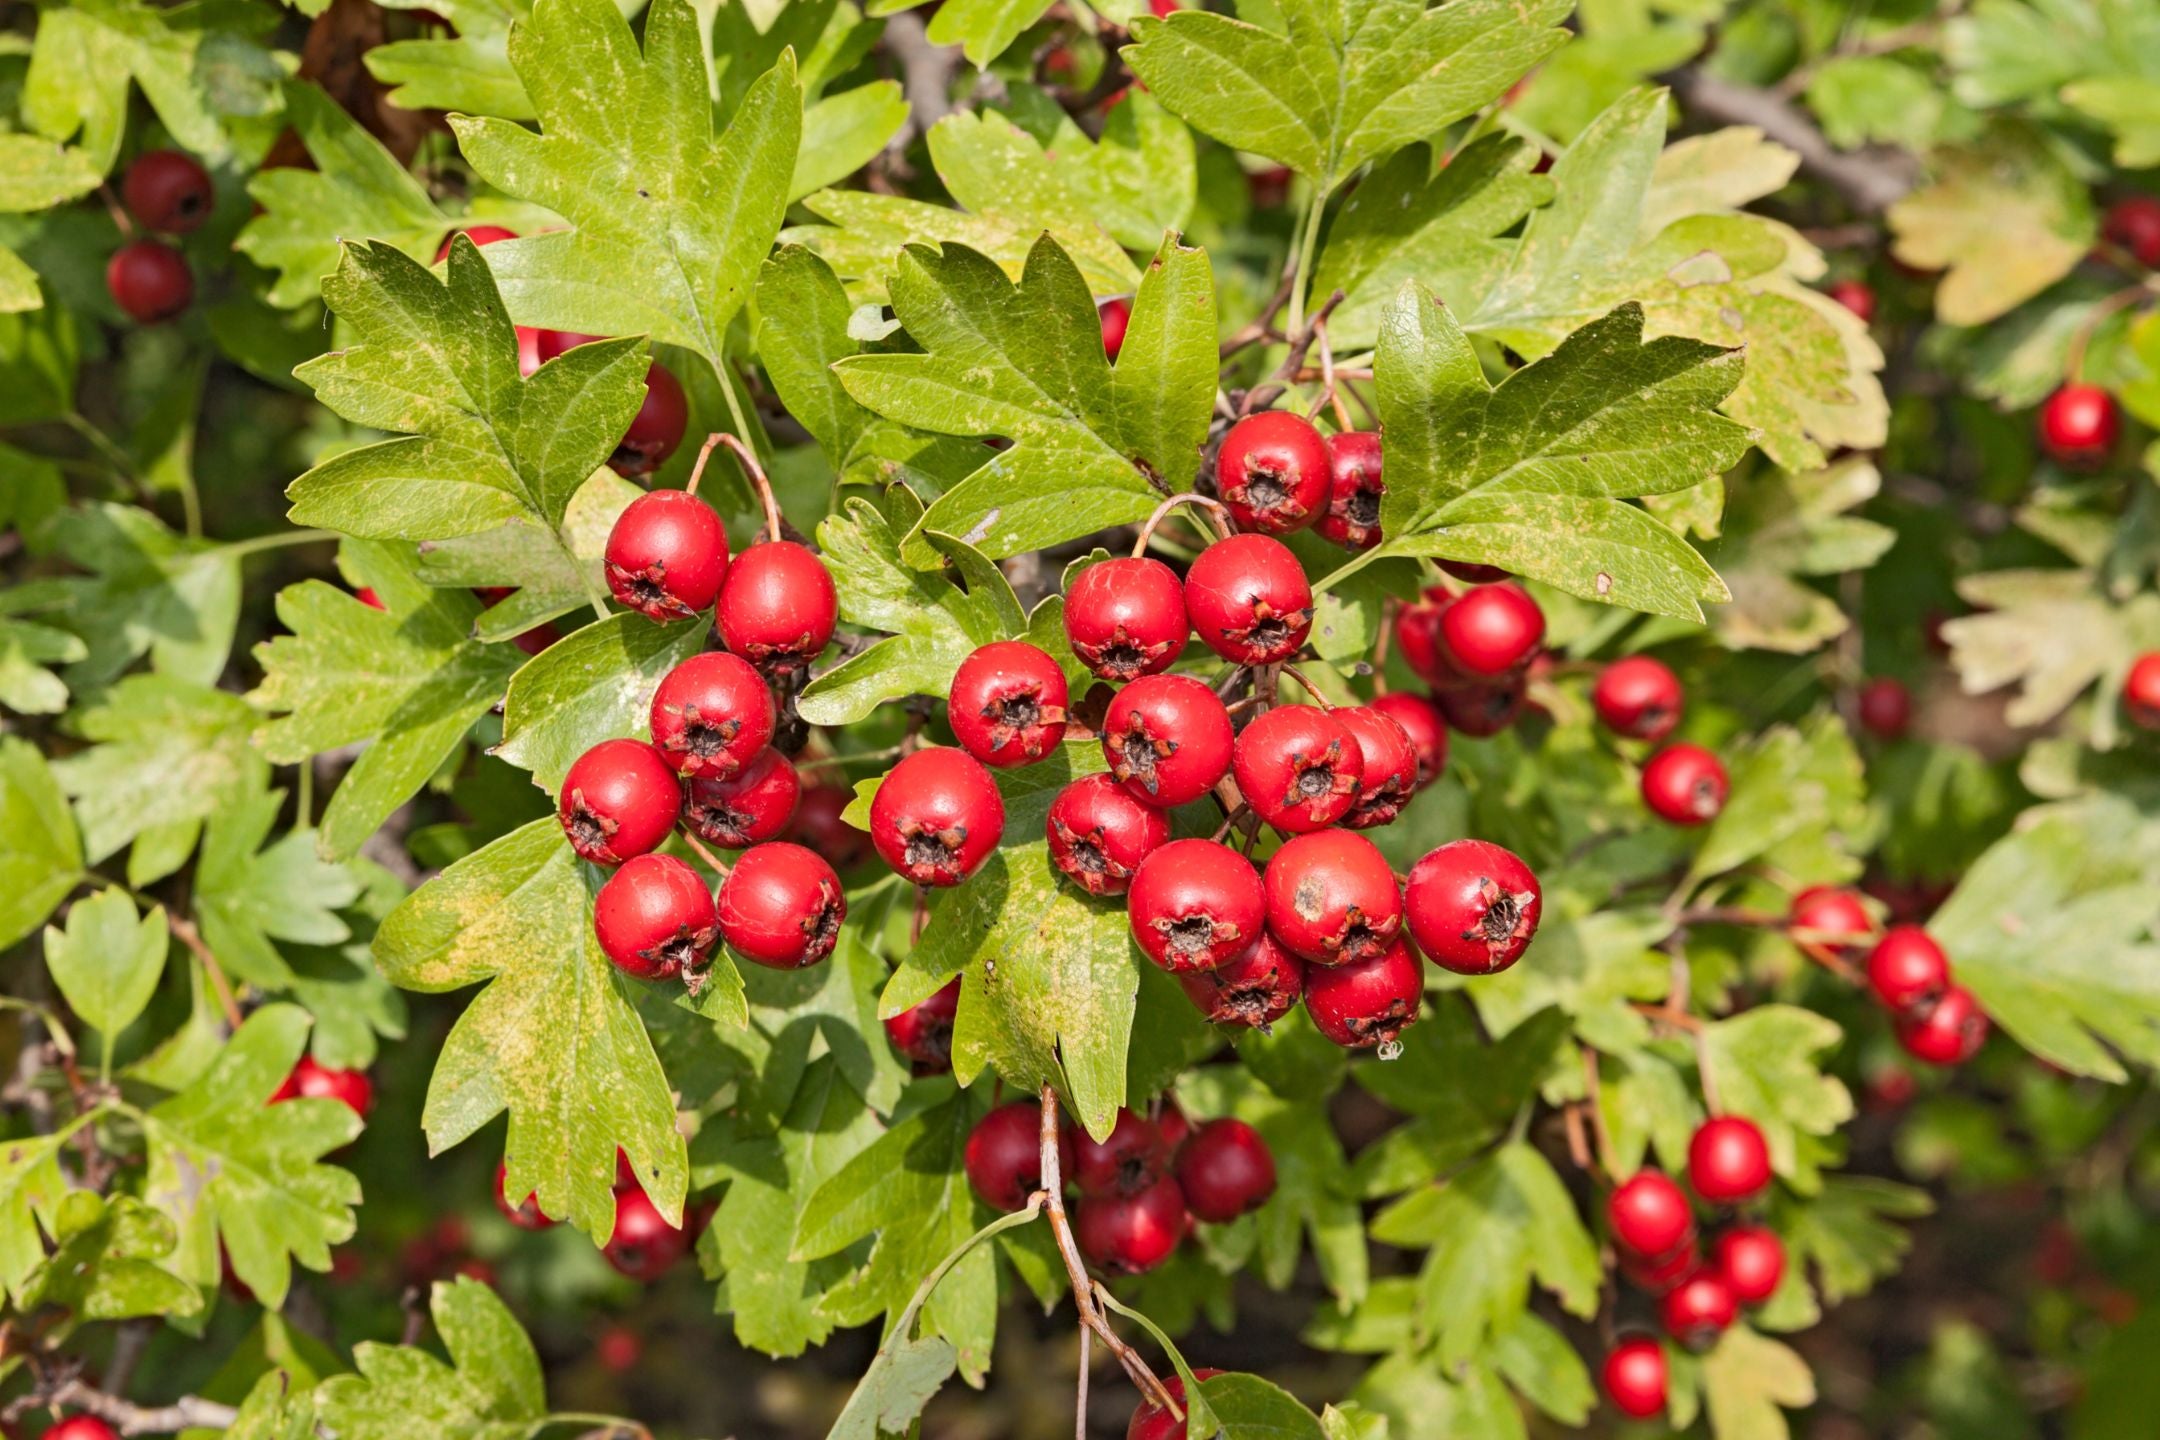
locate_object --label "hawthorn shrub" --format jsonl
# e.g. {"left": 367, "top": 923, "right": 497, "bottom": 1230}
{"left": 2, "top": 0, "right": 2158, "bottom": 1436}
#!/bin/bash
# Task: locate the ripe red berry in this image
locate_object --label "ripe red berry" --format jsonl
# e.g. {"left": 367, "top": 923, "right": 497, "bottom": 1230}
{"left": 1185, "top": 534, "right": 1313, "bottom": 664}
{"left": 1370, "top": 692, "right": 1448, "bottom": 785}
{"left": 1075, "top": 1174, "right": 1189, "bottom": 1274}
{"left": 1601, "top": 1337, "right": 1668, "bottom": 1420}
{"left": 1865, "top": 924, "right": 1951, "bottom": 1014}
{"left": 1608, "top": 1171, "right": 1694, "bottom": 1260}
{"left": 1099, "top": 296, "right": 1132, "bottom": 359}
{"left": 1621, "top": 1236, "right": 1700, "bottom": 1294}
{"left": 44, "top": 1416, "right": 120, "bottom": 1440}
{"left": 494, "top": 1161, "right": 554, "bottom": 1230}
{"left": 1154, "top": 1099, "right": 1193, "bottom": 1155}
{"left": 870, "top": 747, "right": 1006, "bottom": 886}
{"left": 1215, "top": 410, "right": 1331, "bottom": 534}
{"left": 1128, "top": 1370, "right": 1225, "bottom": 1440}
{"left": 1688, "top": 1116, "right": 1772, "bottom": 1205}
{"left": 1176, "top": 1117, "right": 1275, "bottom": 1222}
{"left": 1231, "top": 703, "right": 1365, "bottom": 833}
{"left": 2126, "top": 651, "right": 2160, "bottom": 728}
{"left": 1826, "top": 278, "right": 1875, "bottom": 324}
{"left": 437, "top": 224, "right": 518, "bottom": 260}
{"left": 1315, "top": 430, "right": 1383, "bottom": 550}
{"left": 272, "top": 1056, "right": 374, "bottom": 1117}
{"left": 1148, "top": 0, "right": 1182, "bottom": 15}
{"left": 1640, "top": 743, "right": 1728, "bottom": 826}
{"left": 715, "top": 841, "right": 845, "bottom": 968}
{"left": 613, "top": 363, "right": 689, "bottom": 475}
{"left": 1857, "top": 676, "right": 1912, "bottom": 739}
{"left": 2104, "top": 194, "right": 2160, "bottom": 266}
{"left": 1788, "top": 885, "right": 1872, "bottom": 956}
{"left": 1303, "top": 938, "right": 1422, "bottom": 1048}
{"left": 1101, "top": 673, "right": 1235, "bottom": 807}
{"left": 1436, "top": 583, "right": 1544, "bottom": 676}
{"left": 716, "top": 541, "right": 839, "bottom": 675}
{"left": 1332, "top": 704, "right": 1418, "bottom": 829}
{"left": 1046, "top": 772, "right": 1170, "bottom": 897}
{"left": 884, "top": 977, "right": 961, "bottom": 1073}
{"left": 2038, "top": 383, "right": 2120, "bottom": 465}
{"left": 684, "top": 746, "right": 800, "bottom": 848}
{"left": 649, "top": 651, "right": 776, "bottom": 780}
{"left": 1404, "top": 838, "right": 1541, "bottom": 975}
{"left": 560, "top": 739, "right": 681, "bottom": 864}
{"left": 1713, "top": 1224, "right": 1786, "bottom": 1304}
{"left": 1177, "top": 930, "right": 1305, "bottom": 1027}
{"left": 949, "top": 640, "right": 1069, "bottom": 766}
{"left": 1897, "top": 984, "right": 1989, "bottom": 1065}
{"left": 603, "top": 1185, "right": 687, "bottom": 1281}
{"left": 1391, "top": 586, "right": 1454, "bottom": 686}
{"left": 1073, "top": 1108, "right": 1171, "bottom": 1197}
{"left": 1262, "top": 829, "right": 1402, "bottom": 965}
{"left": 1128, "top": 838, "right": 1266, "bottom": 974}
{"left": 595, "top": 1322, "right": 643, "bottom": 1372}
{"left": 1592, "top": 655, "right": 1683, "bottom": 742}
{"left": 1431, "top": 672, "right": 1524, "bottom": 739}
{"left": 1064, "top": 557, "right": 1188, "bottom": 681}
{"left": 791, "top": 783, "right": 870, "bottom": 868}
{"left": 106, "top": 239, "right": 193, "bottom": 323}
{"left": 1660, "top": 1268, "right": 1738, "bottom": 1349}
{"left": 593, "top": 853, "right": 718, "bottom": 981}
{"left": 122, "top": 149, "right": 214, "bottom": 233}
{"left": 966, "top": 1100, "right": 1071, "bottom": 1211}
{"left": 604, "top": 490, "right": 730, "bottom": 620}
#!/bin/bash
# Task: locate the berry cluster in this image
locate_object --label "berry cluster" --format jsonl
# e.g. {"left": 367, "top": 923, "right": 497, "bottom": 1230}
{"left": 1786, "top": 888, "right": 1990, "bottom": 1066}
{"left": 1586, "top": 655, "right": 1734, "bottom": 827}
{"left": 492, "top": 1150, "right": 695, "bottom": 1281}
{"left": 103, "top": 150, "right": 213, "bottom": 324}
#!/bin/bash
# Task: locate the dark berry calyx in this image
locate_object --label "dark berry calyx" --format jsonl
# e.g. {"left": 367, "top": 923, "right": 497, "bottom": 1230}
{"left": 899, "top": 824, "right": 970, "bottom": 884}
{"left": 1106, "top": 715, "right": 1178, "bottom": 794}
{"left": 605, "top": 560, "right": 700, "bottom": 620}
{"left": 659, "top": 704, "right": 745, "bottom": 770}
{"left": 1326, "top": 906, "right": 1398, "bottom": 963}
{"left": 564, "top": 795, "right": 616, "bottom": 853}
{"left": 1157, "top": 913, "right": 1239, "bottom": 964}
{"left": 1282, "top": 740, "right": 1359, "bottom": 818}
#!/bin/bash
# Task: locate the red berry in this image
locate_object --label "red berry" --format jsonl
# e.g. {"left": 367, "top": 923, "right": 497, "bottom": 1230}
{"left": 1864, "top": 924, "right": 1951, "bottom": 1014}
{"left": 2039, "top": 383, "right": 2120, "bottom": 465}
{"left": 1148, "top": 0, "right": 1181, "bottom": 15}
{"left": 122, "top": 149, "right": 214, "bottom": 234}
{"left": 272, "top": 1056, "right": 374, "bottom": 1117}
{"left": 494, "top": 1161, "right": 554, "bottom": 1230}
{"left": 684, "top": 746, "right": 800, "bottom": 848}
{"left": 1857, "top": 676, "right": 1912, "bottom": 739}
{"left": 1897, "top": 984, "right": 1988, "bottom": 1065}
{"left": 1431, "top": 672, "right": 1524, "bottom": 737}
{"left": 1660, "top": 1268, "right": 1738, "bottom": 1349}
{"left": 1315, "top": 430, "right": 1383, "bottom": 550}
{"left": 1688, "top": 1116, "right": 1772, "bottom": 1205}
{"left": 1370, "top": 692, "right": 1448, "bottom": 786}
{"left": 1073, "top": 1108, "right": 1171, "bottom": 1197}
{"left": 791, "top": 783, "right": 871, "bottom": 868}
{"left": 949, "top": 640, "right": 1069, "bottom": 767}
{"left": 1621, "top": 1237, "right": 1700, "bottom": 1294}
{"left": 1333, "top": 704, "right": 1418, "bottom": 829}
{"left": 45, "top": 1416, "right": 120, "bottom": 1440}
{"left": 1440, "top": 559, "right": 1509, "bottom": 584}
{"left": 1127, "top": 838, "right": 1265, "bottom": 974}
{"left": 1436, "top": 583, "right": 1544, "bottom": 676}
{"left": 1176, "top": 1117, "right": 1275, "bottom": 1221}
{"left": 106, "top": 239, "right": 193, "bottom": 323}
{"left": 1155, "top": 1099, "right": 1193, "bottom": 1154}
{"left": 1101, "top": 673, "right": 1235, "bottom": 807}
{"left": 884, "top": 977, "right": 961, "bottom": 1073}
{"left": 593, "top": 853, "right": 717, "bottom": 981}
{"left": 1826, "top": 278, "right": 1875, "bottom": 323}
{"left": 1046, "top": 772, "right": 1170, "bottom": 897}
{"left": 1608, "top": 1171, "right": 1694, "bottom": 1260}
{"left": 1601, "top": 1337, "right": 1668, "bottom": 1420}
{"left": 1185, "top": 534, "right": 1313, "bottom": 664}
{"left": 1404, "top": 838, "right": 1541, "bottom": 975}
{"left": 1640, "top": 743, "right": 1728, "bottom": 826}
{"left": 1262, "top": 829, "right": 1402, "bottom": 965}
{"left": 1064, "top": 557, "right": 1188, "bottom": 682}
{"left": 603, "top": 1185, "right": 687, "bottom": 1281}
{"left": 1177, "top": 931, "right": 1305, "bottom": 1027}
{"left": 355, "top": 586, "right": 385, "bottom": 610}
{"left": 649, "top": 651, "right": 776, "bottom": 780}
{"left": 607, "top": 363, "right": 688, "bottom": 476}
{"left": 715, "top": 841, "right": 845, "bottom": 968}
{"left": 1303, "top": 938, "right": 1422, "bottom": 1048}
{"left": 1128, "top": 1370, "right": 1225, "bottom": 1440}
{"left": 1076, "top": 1174, "right": 1188, "bottom": 1274}
{"left": 2126, "top": 651, "right": 2160, "bottom": 728}
{"left": 965, "top": 1100, "right": 1072, "bottom": 1211}
{"left": 716, "top": 541, "right": 838, "bottom": 675}
{"left": 1100, "top": 297, "right": 1132, "bottom": 359}
{"left": 1592, "top": 655, "right": 1683, "bottom": 742}
{"left": 1215, "top": 410, "right": 1331, "bottom": 534}
{"left": 1391, "top": 586, "right": 1454, "bottom": 686}
{"left": 1789, "top": 885, "right": 1872, "bottom": 955}
{"left": 437, "top": 224, "right": 518, "bottom": 260}
{"left": 870, "top": 747, "right": 1006, "bottom": 886}
{"left": 1713, "top": 1224, "right": 1785, "bottom": 1305}
{"left": 595, "top": 1322, "right": 643, "bottom": 1372}
{"left": 2104, "top": 195, "right": 2160, "bottom": 266}
{"left": 604, "top": 490, "right": 730, "bottom": 620}
{"left": 1231, "top": 703, "right": 1365, "bottom": 833}
{"left": 560, "top": 741, "right": 681, "bottom": 863}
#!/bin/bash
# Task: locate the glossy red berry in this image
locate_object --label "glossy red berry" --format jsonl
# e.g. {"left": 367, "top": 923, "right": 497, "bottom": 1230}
{"left": 1897, "top": 984, "right": 1989, "bottom": 1065}
{"left": 1232, "top": 704, "right": 1365, "bottom": 833}
{"left": 1154, "top": 1099, "right": 1193, "bottom": 1155}
{"left": 609, "top": 363, "right": 688, "bottom": 476}
{"left": 1099, "top": 297, "right": 1132, "bottom": 359}
{"left": 1128, "top": 1370, "right": 1225, "bottom": 1440}
{"left": 1333, "top": 704, "right": 1418, "bottom": 829}
{"left": 1437, "top": 583, "right": 1544, "bottom": 676}
{"left": 2039, "top": 383, "right": 2120, "bottom": 465}
{"left": 1101, "top": 673, "right": 1235, "bottom": 807}
{"left": 1176, "top": 1117, "right": 1275, "bottom": 1222}
{"left": 649, "top": 651, "right": 776, "bottom": 780}
{"left": 1316, "top": 430, "right": 1383, "bottom": 550}
{"left": 1592, "top": 655, "right": 1684, "bottom": 742}
{"left": 1073, "top": 1108, "right": 1171, "bottom": 1197}
{"left": 684, "top": 746, "right": 800, "bottom": 848}
{"left": 1064, "top": 557, "right": 1188, "bottom": 682}
{"left": 1789, "top": 886, "right": 1872, "bottom": 956}
{"left": 593, "top": 853, "right": 718, "bottom": 981}
{"left": 2104, "top": 194, "right": 2160, "bottom": 266}
{"left": 715, "top": 841, "right": 845, "bottom": 968}
{"left": 1303, "top": 938, "right": 1422, "bottom": 1048}
{"left": 122, "top": 149, "right": 214, "bottom": 233}
{"left": 965, "top": 1100, "right": 1071, "bottom": 1211}
{"left": 1660, "top": 1268, "right": 1738, "bottom": 1349}
{"left": 1391, "top": 586, "right": 1454, "bottom": 686}
{"left": 1431, "top": 672, "right": 1525, "bottom": 738}
{"left": 494, "top": 1161, "right": 554, "bottom": 1230}
{"left": 1713, "top": 1224, "right": 1786, "bottom": 1305}
{"left": 1177, "top": 931, "right": 1305, "bottom": 1027}
{"left": 1865, "top": 925, "right": 1951, "bottom": 1014}
{"left": 106, "top": 239, "right": 193, "bottom": 323}
{"left": 560, "top": 739, "right": 681, "bottom": 865}
{"left": 1641, "top": 743, "right": 1728, "bottom": 826}
{"left": 1046, "top": 772, "right": 1170, "bottom": 897}
{"left": 870, "top": 747, "right": 1005, "bottom": 886}
{"left": 1128, "top": 838, "right": 1265, "bottom": 974}
{"left": 716, "top": 541, "right": 839, "bottom": 674}
{"left": 1404, "top": 839, "right": 1541, "bottom": 975}
{"left": 1608, "top": 1171, "right": 1694, "bottom": 1260}
{"left": 1602, "top": 1338, "right": 1668, "bottom": 1420}
{"left": 604, "top": 490, "right": 730, "bottom": 620}
{"left": 791, "top": 783, "right": 871, "bottom": 868}
{"left": 1215, "top": 410, "right": 1331, "bottom": 534}
{"left": 1826, "top": 278, "right": 1875, "bottom": 323}
{"left": 272, "top": 1056, "right": 374, "bottom": 1117}
{"left": 1263, "top": 829, "right": 1402, "bottom": 965}
{"left": 1185, "top": 534, "right": 1313, "bottom": 665}
{"left": 1621, "top": 1237, "right": 1700, "bottom": 1294}
{"left": 1688, "top": 1116, "right": 1772, "bottom": 1205}
{"left": 2126, "top": 652, "right": 2160, "bottom": 728}
{"left": 949, "top": 640, "right": 1069, "bottom": 766}
{"left": 44, "top": 1416, "right": 120, "bottom": 1440}
{"left": 603, "top": 1185, "right": 687, "bottom": 1281}
{"left": 884, "top": 977, "right": 961, "bottom": 1073}
{"left": 1857, "top": 676, "right": 1912, "bottom": 739}
{"left": 437, "top": 224, "right": 518, "bottom": 260}
{"left": 1370, "top": 692, "right": 1448, "bottom": 786}
{"left": 1075, "top": 1174, "right": 1188, "bottom": 1274}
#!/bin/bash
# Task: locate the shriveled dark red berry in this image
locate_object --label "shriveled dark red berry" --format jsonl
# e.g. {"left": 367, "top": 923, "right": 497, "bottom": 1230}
{"left": 791, "top": 783, "right": 870, "bottom": 868}
{"left": 1431, "top": 672, "right": 1525, "bottom": 737}
{"left": 2105, "top": 195, "right": 2160, "bottom": 266}
{"left": 1897, "top": 983, "right": 1988, "bottom": 1065}
{"left": 1370, "top": 691, "right": 1448, "bottom": 785}
{"left": 1688, "top": 1116, "right": 1771, "bottom": 1205}
{"left": 1436, "top": 582, "right": 1544, "bottom": 676}
{"left": 106, "top": 239, "right": 193, "bottom": 323}
{"left": 1185, "top": 534, "right": 1313, "bottom": 665}
{"left": 2125, "top": 652, "right": 2160, "bottom": 728}
{"left": 1391, "top": 586, "right": 1455, "bottom": 686}
{"left": 1176, "top": 1117, "right": 1275, "bottom": 1222}
{"left": 1128, "top": 1370, "right": 1225, "bottom": 1440}
{"left": 1316, "top": 430, "right": 1383, "bottom": 550}
{"left": 1128, "top": 838, "right": 1265, "bottom": 974}
{"left": 870, "top": 747, "right": 1005, "bottom": 886}
{"left": 1592, "top": 655, "right": 1683, "bottom": 742}
{"left": 1303, "top": 938, "right": 1422, "bottom": 1048}
{"left": 1825, "top": 278, "right": 1875, "bottom": 323}
{"left": 1608, "top": 1170, "right": 1694, "bottom": 1260}
{"left": 684, "top": 746, "right": 800, "bottom": 848}
{"left": 1856, "top": 676, "right": 1912, "bottom": 740}
{"left": 1101, "top": 673, "right": 1234, "bottom": 808}
{"left": 884, "top": 977, "right": 961, "bottom": 1073}
{"left": 494, "top": 1161, "right": 554, "bottom": 1230}
{"left": 1232, "top": 704, "right": 1364, "bottom": 834}
{"left": 2038, "top": 383, "right": 2119, "bottom": 466}
{"left": 603, "top": 1185, "right": 687, "bottom": 1281}
{"left": 1713, "top": 1224, "right": 1785, "bottom": 1304}
{"left": 1073, "top": 1108, "right": 1170, "bottom": 1197}
{"left": 1602, "top": 1338, "right": 1668, "bottom": 1420}
{"left": 604, "top": 490, "right": 730, "bottom": 620}
{"left": 716, "top": 541, "right": 838, "bottom": 675}
{"left": 649, "top": 651, "right": 776, "bottom": 780}
{"left": 1064, "top": 557, "right": 1188, "bottom": 682}
{"left": 559, "top": 738, "right": 682, "bottom": 865}
{"left": 1404, "top": 839, "right": 1541, "bottom": 975}
{"left": 1215, "top": 410, "right": 1331, "bottom": 534}
{"left": 1660, "top": 1268, "right": 1737, "bottom": 1350}
{"left": 716, "top": 841, "right": 844, "bottom": 968}
{"left": 1075, "top": 1174, "right": 1188, "bottom": 1274}
{"left": 1046, "top": 772, "right": 1170, "bottom": 896}
{"left": 949, "top": 640, "right": 1069, "bottom": 766}
{"left": 1865, "top": 925, "right": 1950, "bottom": 1014}
{"left": 965, "top": 1100, "right": 1072, "bottom": 1211}
{"left": 1177, "top": 931, "right": 1304, "bottom": 1028}
{"left": 594, "top": 853, "right": 718, "bottom": 981}
{"left": 1263, "top": 829, "right": 1402, "bottom": 965}
{"left": 1788, "top": 886, "right": 1871, "bottom": 956}
{"left": 122, "top": 149, "right": 214, "bottom": 233}
{"left": 272, "top": 1056, "right": 374, "bottom": 1117}
{"left": 1099, "top": 296, "right": 1132, "bottom": 358}
{"left": 1334, "top": 704, "right": 1418, "bottom": 828}
{"left": 1641, "top": 743, "right": 1727, "bottom": 825}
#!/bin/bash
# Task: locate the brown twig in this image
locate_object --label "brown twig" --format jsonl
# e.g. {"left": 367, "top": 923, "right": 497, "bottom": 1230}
{"left": 1664, "top": 67, "right": 1919, "bottom": 215}
{"left": 39, "top": 1380, "right": 237, "bottom": 1436}
{"left": 714, "top": 432, "right": 784, "bottom": 543}
{"left": 679, "top": 831, "right": 733, "bottom": 878}
{"left": 165, "top": 914, "right": 244, "bottom": 1031}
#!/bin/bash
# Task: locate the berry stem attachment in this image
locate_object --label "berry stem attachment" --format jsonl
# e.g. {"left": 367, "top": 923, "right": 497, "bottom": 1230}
{"left": 679, "top": 831, "right": 733, "bottom": 878}
{"left": 1278, "top": 665, "right": 1334, "bottom": 709}
{"left": 1130, "top": 492, "right": 1234, "bottom": 556}
{"left": 713, "top": 432, "right": 784, "bottom": 542}
{"left": 682, "top": 432, "right": 724, "bottom": 498}
{"left": 165, "top": 912, "right": 245, "bottom": 1031}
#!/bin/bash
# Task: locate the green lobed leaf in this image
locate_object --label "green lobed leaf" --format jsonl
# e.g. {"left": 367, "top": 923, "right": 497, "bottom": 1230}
{"left": 1698, "top": 1326, "right": 1817, "bottom": 1440}
{"left": 314, "top": 1277, "right": 551, "bottom": 1440}
{"left": 53, "top": 675, "right": 268, "bottom": 865}
{"left": 16, "top": 1191, "right": 201, "bottom": 1327}
{"left": 496, "top": 611, "right": 706, "bottom": 792}
{"left": 22, "top": 0, "right": 245, "bottom": 172}
{"left": 0, "top": 1130, "right": 72, "bottom": 1304}
{"left": 32, "top": 501, "right": 241, "bottom": 690}
{"left": 42, "top": 887, "right": 168, "bottom": 1043}
{"left": 0, "top": 736, "right": 82, "bottom": 950}
{"left": 1703, "top": 458, "right": 1897, "bottom": 653}
{"left": 193, "top": 787, "right": 362, "bottom": 988}
{"left": 1698, "top": 1005, "right": 1854, "bottom": 1193}
{"left": 928, "top": 97, "right": 1197, "bottom": 255}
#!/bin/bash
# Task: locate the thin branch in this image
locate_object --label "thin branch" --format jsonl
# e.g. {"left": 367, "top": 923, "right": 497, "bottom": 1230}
{"left": 43, "top": 1380, "right": 238, "bottom": 1436}
{"left": 1664, "top": 67, "right": 1919, "bottom": 215}
{"left": 165, "top": 914, "right": 244, "bottom": 1031}
{"left": 879, "top": 11, "right": 959, "bottom": 167}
